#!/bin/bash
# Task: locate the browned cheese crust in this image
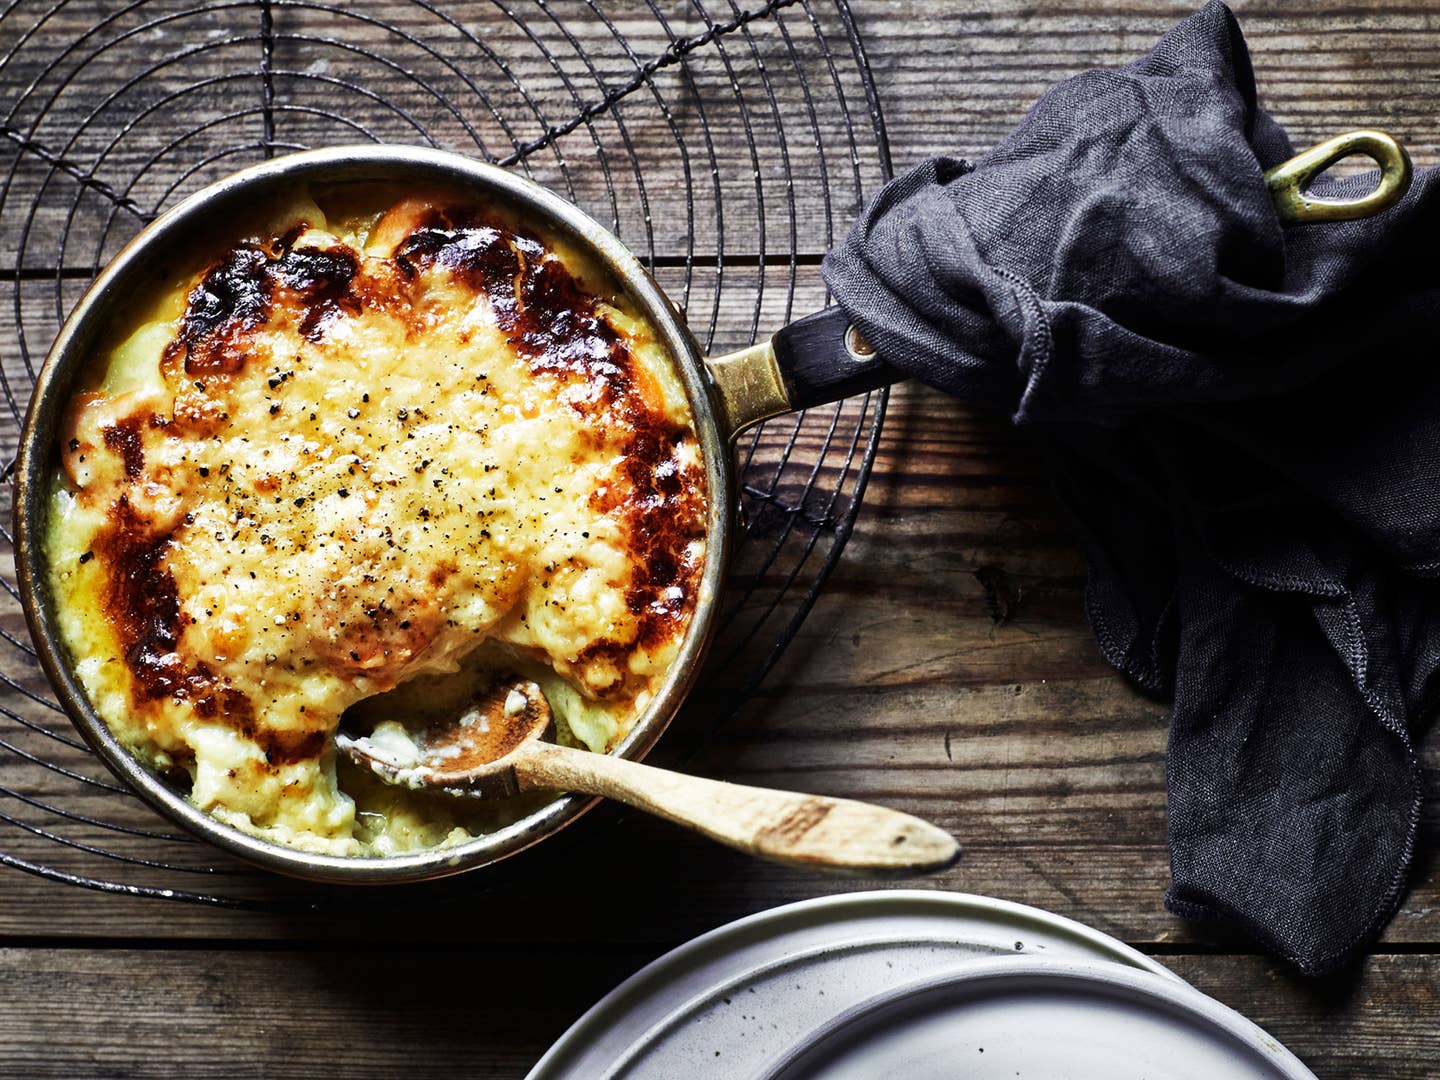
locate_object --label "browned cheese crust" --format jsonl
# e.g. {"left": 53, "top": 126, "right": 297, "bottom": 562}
{"left": 46, "top": 192, "right": 707, "bottom": 853}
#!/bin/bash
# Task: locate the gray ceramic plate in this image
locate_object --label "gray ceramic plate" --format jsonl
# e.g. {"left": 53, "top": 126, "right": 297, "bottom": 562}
{"left": 528, "top": 890, "right": 1180, "bottom": 1080}
{"left": 762, "top": 957, "right": 1315, "bottom": 1080}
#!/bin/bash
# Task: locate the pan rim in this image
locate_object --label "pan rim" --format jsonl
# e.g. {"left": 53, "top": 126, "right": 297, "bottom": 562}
{"left": 11, "top": 144, "right": 734, "bottom": 884}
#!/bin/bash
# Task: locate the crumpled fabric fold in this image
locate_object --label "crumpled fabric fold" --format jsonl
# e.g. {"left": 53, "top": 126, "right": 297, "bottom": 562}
{"left": 823, "top": 0, "right": 1439, "bottom": 973}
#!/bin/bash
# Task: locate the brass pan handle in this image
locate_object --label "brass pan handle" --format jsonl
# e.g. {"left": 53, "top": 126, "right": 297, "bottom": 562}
{"left": 1265, "top": 129, "right": 1412, "bottom": 225}
{"left": 708, "top": 130, "right": 1415, "bottom": 437}
{"left": 705, "top": 310, "right": 895, "bottom": 439}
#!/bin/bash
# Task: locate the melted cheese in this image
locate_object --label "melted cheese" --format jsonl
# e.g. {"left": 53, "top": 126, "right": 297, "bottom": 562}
{"left": 44, "top": 188, "right": 707, "bottom": 856}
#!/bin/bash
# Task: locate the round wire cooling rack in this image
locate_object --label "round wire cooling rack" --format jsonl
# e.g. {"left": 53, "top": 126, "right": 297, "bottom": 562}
{"left": 0, "top": 0, "right": 893, "bottom": 909}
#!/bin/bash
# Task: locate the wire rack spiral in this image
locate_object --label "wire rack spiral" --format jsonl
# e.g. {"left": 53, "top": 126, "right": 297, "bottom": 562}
{"left": 0, "top": 0, "right": 892, "bottom": 910}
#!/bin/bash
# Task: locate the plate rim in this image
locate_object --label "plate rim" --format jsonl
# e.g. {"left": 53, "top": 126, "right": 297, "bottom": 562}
{"left": 528, "top": 889, "right": 1178, "bottom": 1080}
{"left": 758, "top": 955, "right": 1316, "bottom": 1080}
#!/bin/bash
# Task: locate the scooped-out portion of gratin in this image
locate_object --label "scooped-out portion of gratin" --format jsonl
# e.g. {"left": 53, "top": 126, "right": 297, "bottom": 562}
{"left": 44, "top": 185, "right": 708, "bottom": 856}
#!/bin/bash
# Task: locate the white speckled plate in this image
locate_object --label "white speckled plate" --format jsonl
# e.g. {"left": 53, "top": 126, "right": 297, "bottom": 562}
{"left": 763, "top": 957, "right": 1315, "bottom": 1080}
{"left": 528, "top": 890, "right": 1184, "bottom": 1080}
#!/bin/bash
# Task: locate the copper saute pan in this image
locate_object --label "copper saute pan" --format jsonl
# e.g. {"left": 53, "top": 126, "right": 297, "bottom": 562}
{"left": 11, "top": 131, "right": 1410, "bottom": 883}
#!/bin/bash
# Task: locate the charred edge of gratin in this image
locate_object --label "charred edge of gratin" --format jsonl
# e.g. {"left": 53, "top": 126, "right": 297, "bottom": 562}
{"left": 94, "top": 494, "right": 324, "bottom": 767}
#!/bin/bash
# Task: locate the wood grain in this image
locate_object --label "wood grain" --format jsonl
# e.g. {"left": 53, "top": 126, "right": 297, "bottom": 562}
{"left": 869, "top": 0, "right": 1440, "bottom": 175}
{"left": 0, "top": 0, "right": 890, "bottom": 266}
{"left": 1164, "top": 953, "right": 1440, "bottom": 1080}
{"left": 4, "top": 0, "right": 1436, "bottom": 270}
{"left": 0, "top": 946, "right": 1432, "bottom": 1080}
{"left": 0, "top": 1, "right": 1437, "bottom": 1077}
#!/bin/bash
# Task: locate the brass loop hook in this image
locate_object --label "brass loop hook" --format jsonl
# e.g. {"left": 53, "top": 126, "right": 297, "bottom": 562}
{"left": 1265, "top": 129, "right": 1412, "bottom": 225}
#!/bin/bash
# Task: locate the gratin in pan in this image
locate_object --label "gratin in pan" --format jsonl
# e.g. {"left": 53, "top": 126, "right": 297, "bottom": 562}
{"left": 12, "top": 145, "right": 899, "bottom": 883}
{"left": 11, "top": 132, "right": 1410, "bottom": 882}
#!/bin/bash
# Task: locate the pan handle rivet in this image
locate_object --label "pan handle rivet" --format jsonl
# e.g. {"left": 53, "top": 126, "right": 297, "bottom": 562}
{"left": 844, "top": 324, "right": 876, "bottom": 360}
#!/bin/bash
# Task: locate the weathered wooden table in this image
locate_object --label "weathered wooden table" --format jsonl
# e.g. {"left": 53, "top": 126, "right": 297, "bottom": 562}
{"left": 0, "top": 2, "right": 1435, "bottom": 1076}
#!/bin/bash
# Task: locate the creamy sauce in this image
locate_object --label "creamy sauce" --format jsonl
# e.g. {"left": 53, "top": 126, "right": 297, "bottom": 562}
{"left": 44, "top": 187, "right": 707, "bottom": 856}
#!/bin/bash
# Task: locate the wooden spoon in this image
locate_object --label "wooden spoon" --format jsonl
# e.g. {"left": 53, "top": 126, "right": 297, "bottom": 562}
{"left": 336, "top": 678, "right": 960, "bottom": 874}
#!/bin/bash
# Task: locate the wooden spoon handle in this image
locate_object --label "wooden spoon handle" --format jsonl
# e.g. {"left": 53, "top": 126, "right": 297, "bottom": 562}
{"left": 512, "top": 742, "right": 959, "bottom": 874}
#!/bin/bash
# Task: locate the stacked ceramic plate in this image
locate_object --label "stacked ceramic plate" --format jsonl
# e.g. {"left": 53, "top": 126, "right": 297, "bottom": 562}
{"left": 529, "top": 891, "right": 1315, "bottom": 1079}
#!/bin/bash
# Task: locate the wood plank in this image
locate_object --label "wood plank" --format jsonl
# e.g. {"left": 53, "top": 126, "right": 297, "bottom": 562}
{"left": 0, "top": 944, "right": 633, "bottom": 1079}
{"left": 0, "top": 945, "right": 1432, "bottom": 1079}
{"left": 0, "top": 0, "right": 889, "bottom": 267}
{"left": 7, "top": 0, "right": 1437, "bottom": 272}
{"left": 1162, "top": 953, "right": 1440, "bottom": 1080}
{"left": 867, "top": 0, "right": 1440, "bottom": 174}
